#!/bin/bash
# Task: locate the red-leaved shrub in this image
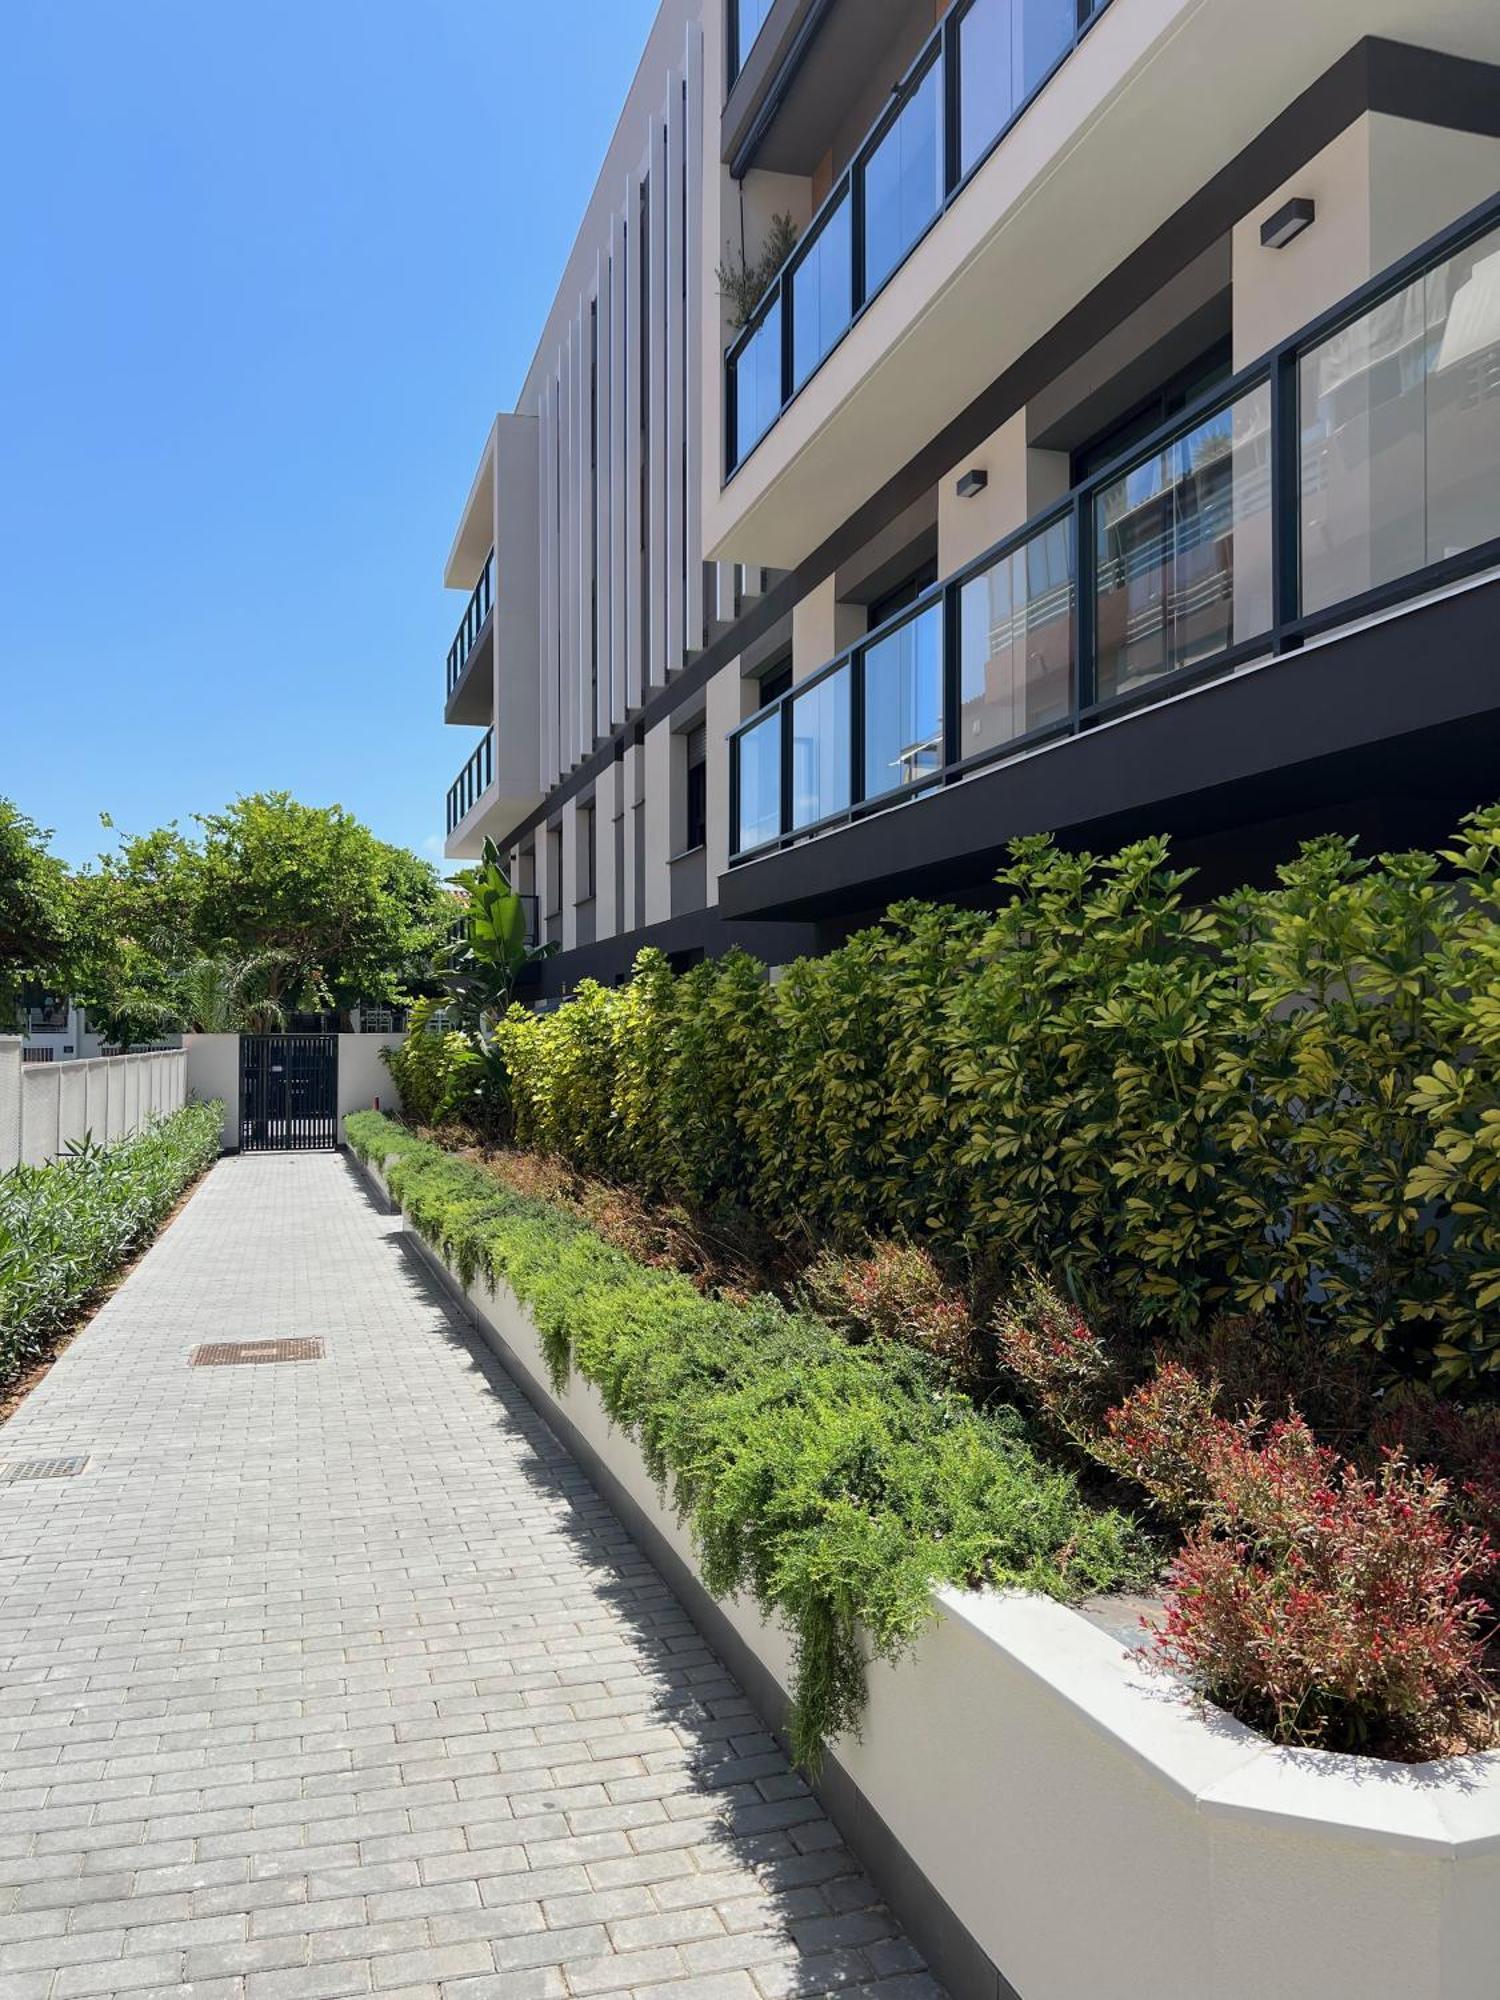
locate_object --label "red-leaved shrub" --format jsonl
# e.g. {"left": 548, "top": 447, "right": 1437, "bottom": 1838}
{"left": 800, "top": 1241, "right": 979, "bottom": 1382}
{"left": 1152, "top": 1417, "right": 1495, "bottom": 1758}
{"left": 991, "top": 1271, "right": 1119, "bottom": 1441}
{"left": 1097, "top": 1363, "right": 1238, "bottom": 1523}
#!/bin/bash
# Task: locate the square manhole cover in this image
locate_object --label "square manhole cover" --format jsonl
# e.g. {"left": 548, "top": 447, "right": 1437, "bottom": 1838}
{"left": 189, "top": 1339, "right": 325, "bottom": 1367}
{"left": 0, "top": 1456, "right": 90, "bottom": 1483}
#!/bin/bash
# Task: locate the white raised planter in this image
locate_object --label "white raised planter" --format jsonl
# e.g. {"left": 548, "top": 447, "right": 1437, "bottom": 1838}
{"left": 355, "top": 1149, "right": 1500, "bottom": 2000}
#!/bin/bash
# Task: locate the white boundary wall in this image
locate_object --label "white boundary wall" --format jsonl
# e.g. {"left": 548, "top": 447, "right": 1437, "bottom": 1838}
{"left": 184, "top": 1034, "right": 404, "bottom": 1152}
{"left": 358, "top": 1146, "right": 1500, "bottom": 2000}
{"left": 0, "top": 1038, "right": 187, "bottom": 1172}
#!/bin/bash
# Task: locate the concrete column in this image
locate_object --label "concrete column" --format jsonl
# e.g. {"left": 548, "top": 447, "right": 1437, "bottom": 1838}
{"left": 595, "top": 761, "right": 620, "bottom": 942}
{"left": 561, "top": 796, "right": 580, "bottom": 952}
{"left": 792, "top": 576, "right": 865, "bottom": 683}
{"left": 937, "top": 411, "right": 1069, "bottom": 577}
{"left": 1232, "top": 113, "right": 1500, "bottom": 368}
{"left": 643, "top": 722, "right": 672, "bottom": 928}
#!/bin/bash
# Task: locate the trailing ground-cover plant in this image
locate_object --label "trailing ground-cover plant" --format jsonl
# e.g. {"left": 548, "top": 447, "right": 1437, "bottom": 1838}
{"left": 346, "top": 1111, "right": 1146, "bottom": 1766}
{"left": 496, "top": 807, "right": 1500, "bottom": 1386}
{"left": 0, "top": 1100, "right": 223, "bottom": 1389}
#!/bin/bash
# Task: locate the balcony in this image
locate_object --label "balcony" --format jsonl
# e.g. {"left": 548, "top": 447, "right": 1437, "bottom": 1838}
{"left": 725, "top": 0, "right": 1112, "bottom": 479}
{"left": 446, "top": 728, "right": 495, "bottom": 840}
{"left": 726, "top": 195, "right": 1500, "bottom": 901}
{"left": 444, "top": 549, "right": 495, "bottom": 726}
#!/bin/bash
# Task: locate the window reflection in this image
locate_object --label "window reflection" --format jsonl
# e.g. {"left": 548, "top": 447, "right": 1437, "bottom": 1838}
{"left": 732, "top": 298, "right": 783, "bottom": 468}
{"left": 959, "top": 0, "right": 1075, "bottom": 179}
{"left": 792, "top": 196, "right": 852, "bottom": 389}
{"left": 1300, "top": 223, "right": 1500, "bottom": 615}
{"left": 1094, "top": 383, "right": 1273, "bottom": 700}
{"left": 791, "top": 668, "right": 852, "bottom": 829}
{"left": 862, "top": 604, "right": 944, "bottom": 800}
{"left": 958, "top": 517, "right": 1074, "bottom": 755}
{"left": 862, "top": 62, "right": 943, "bottom": 298}
{"left": 732, "top": 0, "right": 774, "bottom": 80}
{"left": 736, "top": 709, "right": 782, "bottom": 852}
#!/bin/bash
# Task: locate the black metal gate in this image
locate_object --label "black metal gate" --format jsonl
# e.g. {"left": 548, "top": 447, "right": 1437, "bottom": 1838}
{"left": 239, "top": 1035, "right": 339, "bottom": 1152}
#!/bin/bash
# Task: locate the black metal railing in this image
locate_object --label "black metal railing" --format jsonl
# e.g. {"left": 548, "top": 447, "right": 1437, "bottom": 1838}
{"left": 725, "top": 0, "right": 1112, "bottom": 477}
{"left": 446, "top": 549, "right": 495, "bottom": 697}
{"left": 729, "top": 192, "right": 1500, "bottom": 860}
{"left": 21, "top": 1046, "right": 55, "bottom": 1064}
{"left": 446, "top": 728, "right": 495, "bottom": 834}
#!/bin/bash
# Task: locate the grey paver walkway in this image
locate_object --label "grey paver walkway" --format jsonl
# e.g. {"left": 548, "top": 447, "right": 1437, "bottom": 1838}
{"left": 0, "top": 1153, "right": 941, "bottom": 2000}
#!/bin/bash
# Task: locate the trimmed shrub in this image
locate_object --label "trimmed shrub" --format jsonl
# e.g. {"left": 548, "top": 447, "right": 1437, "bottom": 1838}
{"left": 1153, "top": 1419, "right": 1494, "bottom": 1758}
{"left": 346, "top": 1112, "right": 1146, "bottom": 1765}
{"left": 0, "top": 1100, "right": 223, "bottom": 1388}
{"left": 492, "top": 807, "right": 1500, "bottom": 1387}
{"left": 381, "top": 998, "right": 487, "bottom": 1128}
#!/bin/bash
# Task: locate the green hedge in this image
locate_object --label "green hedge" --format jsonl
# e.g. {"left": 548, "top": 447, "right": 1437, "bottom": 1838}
{"left": 346, "top": 1111, "right": 1144, "bottom": 1764}
{"left": 494, "top": 810, "right": 1500, "bottom": 1387}
{"left": 0, "top": 1099, "right": 224, "bottom": 1388}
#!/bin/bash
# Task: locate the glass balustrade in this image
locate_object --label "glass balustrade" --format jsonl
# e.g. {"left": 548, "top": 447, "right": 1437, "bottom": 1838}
{"left": 957, "top": 513, "right": 1075, "bottom": 759}
{"left": 729, "top": 197, "right": 1500, "bottom": 859}
{"left": 1093, "top": 382, "right": 1272, "bottom": 703}
{"left": 1300, "top": 219, "right": 1500, "bottom": 617}
{"left": 724, "top": 0, "right": 1114, "bottom": 475}
{"left": 789, "top": 666, "right": 852, "bottom": 831}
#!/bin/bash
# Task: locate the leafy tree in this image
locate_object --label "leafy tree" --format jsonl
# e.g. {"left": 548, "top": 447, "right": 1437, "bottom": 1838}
{"left": 0, "top": 800, "right": 71, "bottom": 1023}
{"left": 66, "top": 823, "right": 203, "bottom": 1046}
{"left": 190, "top": 794, "right": 449, "bottom": 1019}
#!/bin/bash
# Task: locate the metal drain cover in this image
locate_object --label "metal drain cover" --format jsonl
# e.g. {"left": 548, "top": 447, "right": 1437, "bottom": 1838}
{"left": 0, "top": 1456, "right": 90, "bottom": 1483}
{"left": 190, "top": 1339, "right": 325, "bottom": 1367}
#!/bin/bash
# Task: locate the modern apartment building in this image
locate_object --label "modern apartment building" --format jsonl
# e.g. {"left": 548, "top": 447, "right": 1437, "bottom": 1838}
{"left": 442, "top": 0, "right": 1500, "bottom": 999}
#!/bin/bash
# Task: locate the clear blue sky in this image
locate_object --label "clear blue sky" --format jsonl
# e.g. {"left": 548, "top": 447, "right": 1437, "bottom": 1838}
{"left": 0, "top": 0, "right": 658, "bottom": 872}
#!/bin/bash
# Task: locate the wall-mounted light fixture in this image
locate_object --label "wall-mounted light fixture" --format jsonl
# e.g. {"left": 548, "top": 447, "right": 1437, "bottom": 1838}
{"left": 956, "top": 468, "right": 989, "bottom": 499}
{"left": 1260, "top": 197, "right": 1316, "bottom": 249}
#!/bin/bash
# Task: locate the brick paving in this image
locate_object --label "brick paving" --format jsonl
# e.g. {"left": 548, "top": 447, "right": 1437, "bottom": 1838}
{"left": 0, "top": 1153, "right": 941, "bottom": 2000}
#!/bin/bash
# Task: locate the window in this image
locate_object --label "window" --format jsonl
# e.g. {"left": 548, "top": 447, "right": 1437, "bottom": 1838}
{"left": 867, "top": 559, "right": 939, "bottom": 632}
{"left": 545, "top": 826, "right": 563, "bottom": 918}
{"left": 578, "top": 805, "right": 596, "bottom": 901}
{"left": 757, "top": 658, "right": 792, "bottom": 707}
{"left": 860, "top": 59, "right": 943, "bottom": 301}
{"left": 684, "top": 726, "right": 708, "bottom": 852}
{"left": 1071, "top": 340, "right": 1233, "bottom": 486}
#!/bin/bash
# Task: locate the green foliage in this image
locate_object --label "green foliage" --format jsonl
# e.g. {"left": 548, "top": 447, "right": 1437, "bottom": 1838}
{"left": 382, "top": 998, "right": 487, "bottom": 1127}
{"left": 442, "top": 838, "right": 557, "bottom": 1028}
{"left": 192, "top": 793, "right": 449, "bottom": 1012}
{"left": 346, "top": 1112, "right": 1144, "bottom": 1765}
{"left": 0, "top": 1101, "right": 223, "bottom": 1388}
{"left": 175, "top": 951, "right": 289, "bottom": 1034}
{"left": 0, "top": 799, "right": 72, "bottom": 1022}
{"left": 59, "top": 796, "right": 452, "bottom": 1040}
{"left": 716, "top": 212, "right": 799, "bottom": 329}
{"left": 494, "top": 807, "right": 1500, "bottom": 1387}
